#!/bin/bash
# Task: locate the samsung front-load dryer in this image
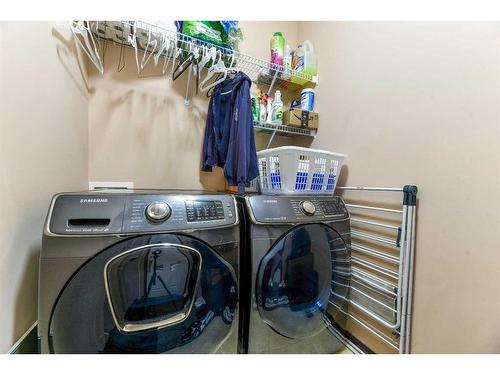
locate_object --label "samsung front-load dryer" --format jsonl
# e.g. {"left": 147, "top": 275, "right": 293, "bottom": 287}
{"left": 38, "top": 190, "right": 240, "bottom": 354}
{"left": 238, "top": 194, "right": 351, "bottom": 354}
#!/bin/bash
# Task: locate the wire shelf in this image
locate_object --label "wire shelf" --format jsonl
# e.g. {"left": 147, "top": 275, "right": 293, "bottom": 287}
{"left": 79, "top": 20, "right": 318, "bottom": 91}
{"left": 253, "top": 120, "right": 317, "bottom": 137}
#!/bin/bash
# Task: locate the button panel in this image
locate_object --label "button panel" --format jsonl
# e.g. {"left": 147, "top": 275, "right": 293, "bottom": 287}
{"left": 185, "top": 200, "right": 225, "bottom": 222}
{"left": 248, "top": 195, "right": 349, "bottom": 224}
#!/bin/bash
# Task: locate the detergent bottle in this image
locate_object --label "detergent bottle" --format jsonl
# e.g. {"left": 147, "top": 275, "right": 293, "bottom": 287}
{"left": 270, "top": 32, "right": 285, "bottom": 68}
{"left": 295, "top": 40, "right": 317, "bottom": 78}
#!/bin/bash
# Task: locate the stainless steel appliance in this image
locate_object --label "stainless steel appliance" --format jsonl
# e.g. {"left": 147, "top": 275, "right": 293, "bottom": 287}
{"left": 38, "top": 190, "right": 240, "bottom": 354}
{"left": 237, "top": 194, "right": 351, "bottom": 353}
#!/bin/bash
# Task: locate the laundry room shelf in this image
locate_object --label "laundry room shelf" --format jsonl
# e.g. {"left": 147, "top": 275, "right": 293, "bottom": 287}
{"left": 77, "top": 20, "right": 318, "bottom": 91}
{"left": 253, "top": 121, "right": 317, "bottom": 137}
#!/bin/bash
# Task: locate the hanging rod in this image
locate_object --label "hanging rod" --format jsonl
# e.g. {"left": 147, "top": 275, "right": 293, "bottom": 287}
{"left": 345, "top": 204, "right": 403, "bottom": 214}
{"left": 351, "top": 276, "right": 397, "bottom": 298}
{"left": 350, "top": 217, "right": 400, "bottom": 231}
{"left": 332, "top": 292, "right": 397, "bottom": 330}
{"left": 352, "top": 268, "right": 397, "bottom": 293}
{"left": 351, "top": 243, "right": 399, "bottom": 264}
{"left": 332, "top": 281, "right": 396, "bottom": 313}
{"left": 351, "top": 230, "right": 399, "bottom": 247}
{"left": 351, "top": 257, "right": 399, "bottom": 280}
{"left": 337, "top": 186, "right": 404, "bottom": 192}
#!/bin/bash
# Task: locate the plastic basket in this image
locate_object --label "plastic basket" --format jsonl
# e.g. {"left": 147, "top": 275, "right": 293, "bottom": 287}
{"left": 256, "top": 146, "right": 347, "bottom": 195}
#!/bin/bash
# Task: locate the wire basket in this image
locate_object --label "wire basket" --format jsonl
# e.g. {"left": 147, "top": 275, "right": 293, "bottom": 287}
{"left": 257, "top": 146, "right": 347, "bottom": 195}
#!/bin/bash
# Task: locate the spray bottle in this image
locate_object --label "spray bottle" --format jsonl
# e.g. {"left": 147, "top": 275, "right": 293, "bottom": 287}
{"left": 272, "top": 90, "right": 283, "bottom": 125}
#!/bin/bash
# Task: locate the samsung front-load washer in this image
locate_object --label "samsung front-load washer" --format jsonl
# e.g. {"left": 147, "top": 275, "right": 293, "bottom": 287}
{"left": 237, "top": 194, "right": 351, "bottom": 354}
{"left": 38, "top": 190, "right": 241, "bottom": 354}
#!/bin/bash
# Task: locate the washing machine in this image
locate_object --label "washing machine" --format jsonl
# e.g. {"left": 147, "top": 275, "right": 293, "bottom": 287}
{"left": 38, "top": 190, "right": 241, "bottom": 354}
{"left": 237, "top": 194, "right": 351, "bottom": 354}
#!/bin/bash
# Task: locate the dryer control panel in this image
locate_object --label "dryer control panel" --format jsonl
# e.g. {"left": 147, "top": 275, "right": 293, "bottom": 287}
{"left": 247, "top": 195, "right": 349, "bottom": 224}
{"left": 48, "top": 193, "right": 237, "bottom": 235}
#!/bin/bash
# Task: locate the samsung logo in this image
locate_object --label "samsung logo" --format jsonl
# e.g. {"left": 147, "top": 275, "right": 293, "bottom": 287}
{"left": 80, "top": 198, "right": 108, "bottom": 203}
{"left": 263, "top": 199, "right": 278, "bottom": 204}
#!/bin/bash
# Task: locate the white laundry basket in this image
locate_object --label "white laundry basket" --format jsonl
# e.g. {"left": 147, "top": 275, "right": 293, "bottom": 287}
{"left": 256, "top": 146, "right": 347, "bottom": 195}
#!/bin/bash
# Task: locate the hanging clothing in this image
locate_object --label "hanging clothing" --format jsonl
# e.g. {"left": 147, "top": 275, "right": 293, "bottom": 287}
{"left": 202, "top": 71, "right": 259, "bottom": 193}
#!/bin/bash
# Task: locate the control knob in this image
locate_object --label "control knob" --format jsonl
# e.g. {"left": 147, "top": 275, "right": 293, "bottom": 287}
{"left": 300, "top": 200, "right": 316, "bottom": 216}
{"left": 145, "top": 202, "right": 171, "bottom": 222}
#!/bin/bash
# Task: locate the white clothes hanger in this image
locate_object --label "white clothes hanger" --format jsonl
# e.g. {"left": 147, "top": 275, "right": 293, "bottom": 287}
{"left": 139, "top": 29, "right": 158, "bottom": 72}
{"left": 153, "top": 33, "right": 169, "bottom": 66}
{"left": 162, "top": 36, "right": 176, "bottom": 75}
{"left": 70, "top": 21, "right": 104, "bottom": 74}
{"left": 199, "top": 49, "right": 228, "bottom": 92}
{"left": 128, "top": 24, "right": 141, "bottom": 74}
{"left": 197, "top": 46, "right": 216, "bottom": 73}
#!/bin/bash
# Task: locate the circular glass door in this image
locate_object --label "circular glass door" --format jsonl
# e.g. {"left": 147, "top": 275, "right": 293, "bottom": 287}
{"left": 255, "top": 224, "right": 349, "bottom": 339}
{"left": 49, "top": 234, "right": 237, "bottom": 353}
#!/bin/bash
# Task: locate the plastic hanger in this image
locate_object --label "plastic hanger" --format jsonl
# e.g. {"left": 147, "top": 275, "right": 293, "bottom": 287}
{"left": 170, "top": 45, "right": 183, "bottom": 80}
{"left": 153, "top": 33, "right": 169, "bottom": 66}
{"left": 139, "top": 29, "right": 158, "bottom": 72}
{"left": 70, "top": 21, "right": 104, "bottom": 74}
{"left": 199, "top": 50, "right": 228, "bottom": 92}
{"left": 128, "top": 23, "right": 141, "bottom": 74}
{"left": 184, "top": 45, "right": 200, "bottom": 105}
{"left": 161, "top": 35, "right": 176, "bottom": 75}
{"left": 172, "top": 40, "right": 195, "bottom": 81}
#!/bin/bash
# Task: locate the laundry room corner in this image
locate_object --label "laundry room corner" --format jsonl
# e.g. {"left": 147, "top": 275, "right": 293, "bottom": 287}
{"left": 0, "top": 22, "right": 89, "bottom": 353}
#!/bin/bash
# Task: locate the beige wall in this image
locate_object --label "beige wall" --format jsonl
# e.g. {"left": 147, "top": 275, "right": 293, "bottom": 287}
{"left": 88, "top": 21, "right": 305, "bottom": 190}
{"left": 0, "top": 22, "right": 88, "bottom": 352}
{"left": 298, "top": 22, "right": 500, "bottom": 353}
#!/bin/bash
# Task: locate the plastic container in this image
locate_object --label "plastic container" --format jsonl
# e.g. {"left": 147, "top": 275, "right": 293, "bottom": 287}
{"left": 256, "top": 146, "right": 347, "bottom": 195}
{"left": 270, "top": 32, "right": 285, "bottom": 67}
{"left": 295, "top": 40, "right": 317, "bottom": 77}
{"left": 300, "top": 88, "right": 315, "bottom": 112}
{"left": 282, "top": 44, "right": 292, "bottom": 80}
{"left": 272, "top": 90, "right": 283, "bottom": 125}
{"left": 266, "top": 97, "right": 273, "bottom": 124}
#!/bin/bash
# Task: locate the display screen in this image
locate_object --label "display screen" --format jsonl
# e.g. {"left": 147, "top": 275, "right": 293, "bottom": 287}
{"left": 320, "top": 201, "right": 344, "bottom": 216}
{"left": 185, "top": 200, "right": 225, "bottom": 222}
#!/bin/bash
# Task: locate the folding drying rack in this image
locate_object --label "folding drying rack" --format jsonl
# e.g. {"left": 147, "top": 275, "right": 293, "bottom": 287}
{"left": 330, "top": 185, "right": 418, "bottom": 354}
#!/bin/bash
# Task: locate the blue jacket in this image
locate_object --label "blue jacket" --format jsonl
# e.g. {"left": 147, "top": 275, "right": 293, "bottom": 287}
{"left": 202, "top": 72, "right": 259, "bottom": 192}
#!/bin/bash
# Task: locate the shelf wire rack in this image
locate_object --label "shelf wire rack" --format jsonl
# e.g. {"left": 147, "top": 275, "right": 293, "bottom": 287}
{"left": 73, "top": 20, "right": 318, "bottom": 91}
{"left": 70, "top": 20, "right": 318, "bottom": 140}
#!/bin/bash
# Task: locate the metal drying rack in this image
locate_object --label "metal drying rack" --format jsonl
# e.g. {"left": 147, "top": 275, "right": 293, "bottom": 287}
{"left": 331, "top": 185, "right": 417, "bottom": 354}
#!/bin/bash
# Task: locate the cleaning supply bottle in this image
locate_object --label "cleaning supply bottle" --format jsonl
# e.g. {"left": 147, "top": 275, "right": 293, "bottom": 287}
{"left": 270, "top": 32, "right": 285, "bottom": 68}
{"left": 282, "top": 45, "right": 292, "bottom": 80}
{"left": 272, "top": 90, "right": 283, "bottom": 125}
{"left": 259, "top": 92, "right": 267, "bottom": 122}
{"left": 266, "top": 96, "right": 273, "bottom": 124}
{"left": 294, "top": 40, "right": 317, "bottom": 77}
{"left": 251, "top": 95, "right": 259, "bottom": 122}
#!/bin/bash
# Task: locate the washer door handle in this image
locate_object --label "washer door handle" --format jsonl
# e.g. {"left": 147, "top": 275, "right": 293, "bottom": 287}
{"left": 121, "top": 312, "right": 187, "bottom": 333}
{"left": 104, "top": 243, "right": 202, "bottom": 333}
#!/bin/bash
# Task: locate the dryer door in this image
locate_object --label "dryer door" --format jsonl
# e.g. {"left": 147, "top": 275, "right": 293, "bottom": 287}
{"left": 255, "top": 224, "right": 349, "bottom": 339}
{"left": 48, "top": 234, "right": 237, "bottom": 353}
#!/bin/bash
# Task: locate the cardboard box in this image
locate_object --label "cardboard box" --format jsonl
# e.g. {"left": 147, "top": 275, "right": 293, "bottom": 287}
{"left": 283, "top": 109, "right": 319, "bottom": 129}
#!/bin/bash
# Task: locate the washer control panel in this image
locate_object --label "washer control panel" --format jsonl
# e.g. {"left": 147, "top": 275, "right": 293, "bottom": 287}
{"left": 48, "top": 193, "right": 237, "bottom": 235}
{"left": 248, "top": 195, "right": 348, "bottom": 224}
{"left": 185, "top": 200, "right": 226, "bottom": 222}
